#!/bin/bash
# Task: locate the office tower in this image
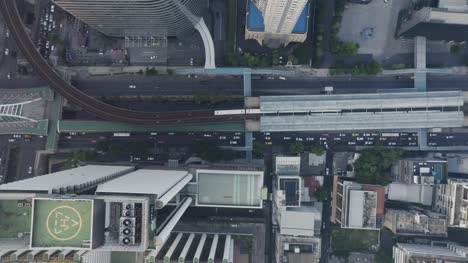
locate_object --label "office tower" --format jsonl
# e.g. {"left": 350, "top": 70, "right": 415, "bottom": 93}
{"left": 246, "top": 0, "right": 309, "bottom": 47}
{"left": 52, "top": 0, "right": 208, "bottom": 38}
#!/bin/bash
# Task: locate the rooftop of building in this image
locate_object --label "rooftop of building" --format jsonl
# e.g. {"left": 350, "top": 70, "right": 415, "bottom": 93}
{"left": 95, "top": 169, "right": 190, "bottom": 197}
{"left": 397, "top": 159, "right": 448, "bottom": 184}
{"left": 0, "top": 198, "right": 32, "bottom": 247}
{"left": 280, "top": 204, "right": 323, "bottom": 237}
{"left": 246, "top": 0, "right": 309, "bottom": 34}
{"left": 30, "top": 198, "right": 95, "bottom": 249}
{"left": 0, "top": 165, "right": 134, "bottom": 193}
{"left": 348, "top": 190, "right": 377, "bottom": 228}
{"left": 385, "top": 209, "right": 447, "bottom": 237}
{"left": 275, "top": 156, "right": 301, "bottom": 176}
{"left": 196, "top": 169, "right": 264, "bottom": 208}
{"left": 278, "top": 176, "right": 301, "bottom": 207}
{"left": 361, "top": 185, "right": 385, "bottom": 216}
{"left": 387, "top": 183, "right": 433, "bottom": 206}
{"left": 396, "top": 242, "right": 468, "bottom": 261}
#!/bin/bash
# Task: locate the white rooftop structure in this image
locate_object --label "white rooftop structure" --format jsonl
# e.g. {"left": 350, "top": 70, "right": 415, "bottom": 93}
{"left": 280, "top": 207, "right": 321, "bottom": 237}
{"left": 387, "top": 183, "right": 433, "bottom": 206}
{"left": 96, "top": 169, "right": 192, "bottom": 209}
{"left": 260, "top": 91, "right": 463, "bottom": 113}
{"left": 96, "top": 169, "right": 190, "bottom": 197}
{"left": 0, "top": 165, "right": 133, "bottom": 194}
{"left": 196, "top": 169, "right": 264, "bottom": 208}
{"left": 275, "top": 156, "right": 301, "bottom": 176}
{"left": 259, "top": 91, "right": 464, "bottom": 131}
{"left": 261, "top": 112, "right": 463, "bottom": 131}
{"left": 348, "top": 190, "right": 377, "bottom": 229}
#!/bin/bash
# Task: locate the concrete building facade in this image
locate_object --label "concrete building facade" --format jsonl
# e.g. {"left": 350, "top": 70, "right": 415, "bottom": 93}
{"left": 0, "top": 164, "right": 264, "bottom": 262}
{"left": 433, "top": 178, "right": 468, "bottom": 228}
{"left": 52, "top": 0, "right": 208, "bottom": 38}
{"left": 0, "top": 87, "right": 52, "bottom": 135}
{"left": 384, "top": 208, "right": 447, "bottom": 237}
{"left": 246, "top": 0, "right": 309, "bottom": 47}
{"left": 331, "top": 178, "right": 385, "bottom": 230}
{"left": 393, "top": 242, "right": 468, "bottom": 263}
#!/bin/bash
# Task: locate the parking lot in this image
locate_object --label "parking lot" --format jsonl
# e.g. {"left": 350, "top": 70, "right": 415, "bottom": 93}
{"left": 337, "top": 0, "right": 414, "bottom": 59}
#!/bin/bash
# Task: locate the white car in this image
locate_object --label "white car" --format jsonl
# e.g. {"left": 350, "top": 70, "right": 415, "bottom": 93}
{"left": 129, "top": 85, "right": 136, "bottom": 89}
{"left": 4, "top": 48, "right": 9, "bottom": 55}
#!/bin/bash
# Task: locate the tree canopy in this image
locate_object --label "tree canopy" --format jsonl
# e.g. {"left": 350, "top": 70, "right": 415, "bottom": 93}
{"left": 353, "top": 146, "right": 402, "bottom": 185}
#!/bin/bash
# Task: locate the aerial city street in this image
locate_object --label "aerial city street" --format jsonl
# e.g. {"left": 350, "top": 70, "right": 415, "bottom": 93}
{"left": 1, "top": 0, "right": 468, "bottom": 262}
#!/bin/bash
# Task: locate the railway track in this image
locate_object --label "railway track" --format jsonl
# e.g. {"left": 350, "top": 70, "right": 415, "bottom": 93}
{"left": 0, "top": 0, "right": 245, "bottom": 125}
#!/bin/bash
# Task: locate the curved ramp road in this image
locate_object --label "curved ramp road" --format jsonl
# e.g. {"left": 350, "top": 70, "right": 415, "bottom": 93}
{"left": 0, "top": 0, "right": 242, "bottom": 125}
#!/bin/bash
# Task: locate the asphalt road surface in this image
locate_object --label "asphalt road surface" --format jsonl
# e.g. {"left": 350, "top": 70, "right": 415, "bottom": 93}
{"left": 0, "top": 134, "right": 46, "bottom": 184}
{"left": 73, "top": 74, "right": 468, "bottom": 97}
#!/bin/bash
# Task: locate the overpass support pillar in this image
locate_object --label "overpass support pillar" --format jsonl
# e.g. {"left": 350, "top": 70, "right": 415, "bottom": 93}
{"left": 243, "top": 68, "right": 252, "bottom": 97}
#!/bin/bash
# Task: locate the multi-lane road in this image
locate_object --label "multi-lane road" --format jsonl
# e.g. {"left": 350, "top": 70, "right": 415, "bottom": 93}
{"left": 72, "top": 74, "right": 468, "bottom": 97}
{"left": 0, "top": 134, "right": 45, "bottom": 184}
{"left": 0, "top": 0, "right": 247, "bottom": 125}
{"left": 57, "top": 131, "right": 421, "bottom": 156}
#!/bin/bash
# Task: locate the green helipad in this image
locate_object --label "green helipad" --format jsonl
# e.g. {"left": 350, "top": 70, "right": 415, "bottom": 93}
{"left": 31, "top": 198, "right": 93, "bottom": 248}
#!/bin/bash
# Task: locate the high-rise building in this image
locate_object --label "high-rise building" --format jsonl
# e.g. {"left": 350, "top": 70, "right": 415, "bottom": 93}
{"left": 246, "top": 0, "right": 310, "bottom": 47}
{"left": 258, "top": 0, "right": 307, "bottom": 35}
{"left": 0, "top": 164, "right": 264, "bottom": 262}
{"left": 393, "top": 242, "right": 468, "bottom": 263}
{"left": 52, "top": 0, "right": 207, "bottom": 38}
{"left": 397, "top": 2, "right": 468, "bottom": 42}
{"left": 433, "top": 178, "right": 468, "bottom": 228}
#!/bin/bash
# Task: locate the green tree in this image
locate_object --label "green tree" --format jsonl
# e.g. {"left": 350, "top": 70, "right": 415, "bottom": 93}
{"left": 353, "top": 146, "right": 402, "bottom": 185}
{"left": 96, "top": 141, "right": 109, "bottom": 152}
{"left": 289, "top": 142, "right": 305, "bottom": 154}
{"left": 450, "top": 44, "right": 461, "bottom": 54}
{"left": 192, "top": 141, "right": 224, "bottom": 162}
{"left": 70, "top": 150, "right": 96, "bottom": 165}
{"left": 311, "top": 144, "right": 325, "bottom": 156}
{"left": 253, "top": 141, "right": 266, "bottom": 158}
{"left": 315, "top": 187, "right": 329, "bottom": 201}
